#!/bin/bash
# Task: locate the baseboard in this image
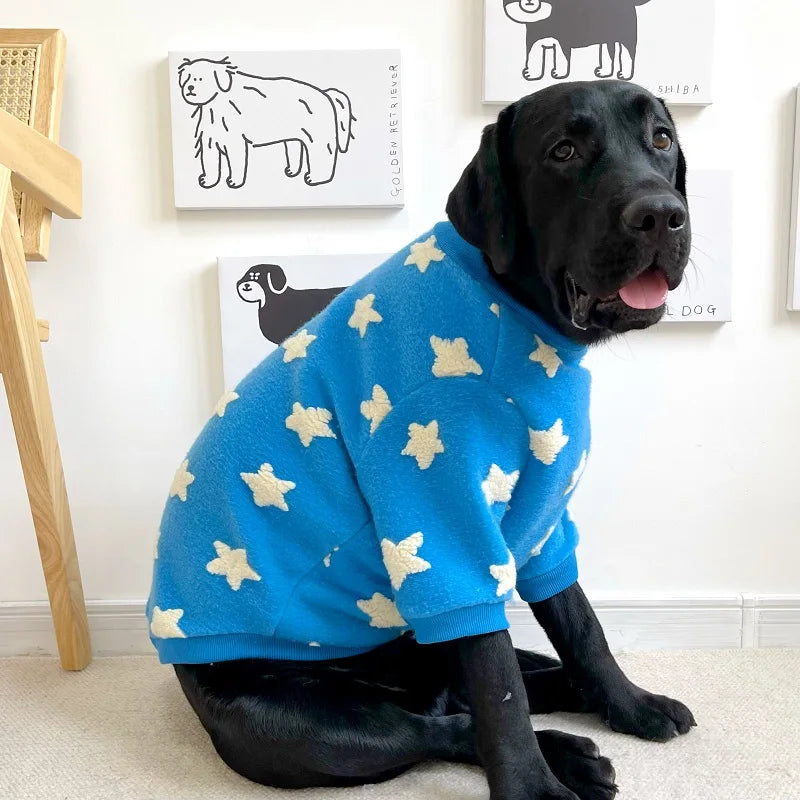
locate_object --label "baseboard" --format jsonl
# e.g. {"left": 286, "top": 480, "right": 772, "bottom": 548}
{"left": 1, "top": 595, "right": 799, "bottom": 659}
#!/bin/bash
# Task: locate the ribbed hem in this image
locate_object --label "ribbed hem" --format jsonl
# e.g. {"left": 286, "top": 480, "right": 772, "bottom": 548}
{"left": 516, "top": 552, "right": 579, "bottom": 604}
{"left": 152, "top": 633, "right": 379, "bottom": 665}
{"left": 410, "top": 602, "right": 509, "bottom": 645}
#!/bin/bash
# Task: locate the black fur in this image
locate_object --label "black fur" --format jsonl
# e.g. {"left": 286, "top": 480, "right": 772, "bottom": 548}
{"left": 175, "top": 81, "right": 694, "bottom": 799}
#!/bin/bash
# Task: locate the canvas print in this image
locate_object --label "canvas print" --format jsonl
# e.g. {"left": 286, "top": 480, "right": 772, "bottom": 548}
{"left": 662, "top": 169, "right": 732, "bottom": 323}
{"left": 484, "top": 0, "right": 715, "bottom": 105}
{"left": 219, "top": 253, "right": 388, "bottom": 387}
{"left": 169, "top": 50, "right": 403, "bottom": 209}
{"left": 787, "top": 85, "right": 800, "bottom": 311}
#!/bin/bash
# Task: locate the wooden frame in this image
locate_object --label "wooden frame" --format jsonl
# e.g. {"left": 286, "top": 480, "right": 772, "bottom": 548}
{"left": 0, "top": 32, "right": 89, "bottom": 670}
{"left": 0, "top": 29, "right": 66, "bottom": 260}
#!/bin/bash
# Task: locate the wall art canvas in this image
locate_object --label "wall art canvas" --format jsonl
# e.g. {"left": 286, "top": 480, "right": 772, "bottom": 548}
{"left": 484, "top": 0, "right": 715, "bottom": 105}
{"left": 169, "top": 50, "right": 403, "bottom": 209}
{"left": 788, "top": 85, "right": 800, "bottom": 311}
{"left": 663, "top": 169, "right": 732, "bottom": 323}
{"left": 218, "top": 253, "right": 388, "bottom": 387}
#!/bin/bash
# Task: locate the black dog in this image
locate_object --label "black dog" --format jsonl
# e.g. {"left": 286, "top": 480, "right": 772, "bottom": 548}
{"left": 176, "top": 81, "right": 693, "bottom": 799}
{"left": 503, "top": 0, "right": 652, "bottom": 83}
{"left": 236, "top": 264, "right": 345, "bottom": 344}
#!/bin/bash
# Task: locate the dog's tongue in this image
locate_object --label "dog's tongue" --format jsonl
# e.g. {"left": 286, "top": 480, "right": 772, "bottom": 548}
{"left": 618, "top": 269, "right": 669, "bottom": 310}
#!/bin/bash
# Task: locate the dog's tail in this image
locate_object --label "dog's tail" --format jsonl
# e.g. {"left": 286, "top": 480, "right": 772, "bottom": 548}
{"left": 325, "top": 88, "right": 356, "bottom": 154}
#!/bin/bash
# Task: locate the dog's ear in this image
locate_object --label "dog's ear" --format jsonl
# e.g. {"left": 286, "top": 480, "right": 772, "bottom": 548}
{"left": 262, "top": 265, "right": 288, "bottom": 295}
{"left": 446, "top": 104, "right": 518, "bottom": 275}
{"left": 657, "top": 98, "right": 687, "bottom": 199}
{"left": 213, "top": 62, "right": 234, "bottom": 93}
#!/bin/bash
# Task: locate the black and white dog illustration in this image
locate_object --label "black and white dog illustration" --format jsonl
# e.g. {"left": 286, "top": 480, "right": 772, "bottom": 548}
{"left": 236, "top": 264, "right": 346, "bottom": 344}
{"left": 177, "top": 57, "right": 356, "bottom": 189}
{"left": 503, "top": 0, "right": 652, "bottom": 83}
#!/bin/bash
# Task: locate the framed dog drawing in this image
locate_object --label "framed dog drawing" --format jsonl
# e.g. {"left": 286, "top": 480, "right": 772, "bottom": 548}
{"left": 169, "top": 50, "right": 403, "bottom": 209}
{"left": 218, "top": 253, "right": 388, "bottom": 387}
{"left": 483, "top": 0, "right": 715, "bottom": 105}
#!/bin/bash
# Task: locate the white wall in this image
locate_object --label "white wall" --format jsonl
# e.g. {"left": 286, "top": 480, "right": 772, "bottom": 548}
{"left": 1, "top": 0, "right": 799, "bottom": 607}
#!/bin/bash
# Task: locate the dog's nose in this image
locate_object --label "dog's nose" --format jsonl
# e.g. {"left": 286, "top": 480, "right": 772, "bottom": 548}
{"left": 621, "top": 195, "right": 687, "bottom": 241}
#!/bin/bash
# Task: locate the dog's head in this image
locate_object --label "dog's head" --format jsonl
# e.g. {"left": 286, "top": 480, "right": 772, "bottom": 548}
{"left": 447, "top": 80, "right": 691, "bottom": 343}
{"left": 237, "top": 265, "right": 288, "bottom": 308}
{"left": 177, "top": 57, "right": 237, "bottom": 106}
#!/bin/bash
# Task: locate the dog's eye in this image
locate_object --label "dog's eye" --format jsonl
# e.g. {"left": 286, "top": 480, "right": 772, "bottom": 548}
{"left": 653, "top": 131, "right": 673, "bottom": 151}
{"left": 550, "top": 141, "right": 577, "bottom": 162}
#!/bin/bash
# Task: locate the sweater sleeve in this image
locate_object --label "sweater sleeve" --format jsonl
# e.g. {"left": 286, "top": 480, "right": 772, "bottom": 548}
{"left": 515, "top": 510, "right": 580, "bottom": 604}
{"left": 355, "top": 378, "right": 530, "bottom": 644}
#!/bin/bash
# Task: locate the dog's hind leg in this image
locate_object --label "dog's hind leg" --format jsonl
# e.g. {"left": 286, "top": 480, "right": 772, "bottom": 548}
{"left": 617, "top": 43, "right": 635, "bottom": 80}
{"left": 514, "top": 648, "right": 592, "bottom": 714}
{"left": 304, "top": 133, "right": 338, "bottom": 186}
{"left": 174, "top": 661, "right": 475, "bottom": 789}
{"left": 284, "top": 139, "right": 305, "bottom": 178}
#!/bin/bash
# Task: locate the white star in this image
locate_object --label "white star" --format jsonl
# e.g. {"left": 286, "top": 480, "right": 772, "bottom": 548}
{"left": 357, "top": 593, "right": 407, "bottom": 628}
{"left": 214, "top": 390, "right": 239, "bottom": 418}
{"left": 401, "top": 420, "right": 444, "bottom": 469}
{"left": 404, "top": 235, "right": 446, "bottom": 273}
{"left": 360, "top": 384, "right": 392, "bottom": 434}
{"left": 490, "top": 553, "right": 517, "bottom": 596}
{"left": 348, "top": 293, "right": 383, "bottom": 337}
{"left": 285, "top": 402, "right": 337, "bottom": 447}
{"left": 282, "top": 329, "right": 317, "bottom": 363}
{"left": 169, "top": 459, "right": 195, "bottom": 502}
{"left": 490, "top": 302, "right": 500, "bottom": 317}
{"left": 205, "top": 540, "right": 262, "bottom": 591}
{"left": 322, "top": 546, "right": 339, "bottom": 568}
{"left": 309, "top": 641, "right": 321, "bottom": 647}
{"left": 563, "top": 451, "right": 588, "bottom": 496}
{"left": 150, "top": 607, "right": 186, "bottom": 639}
{"left": 529, "top": 335, "right": 562, "bottom": 379}
{"left": 240, "top": 463, "right": 296, "bottom": 511}
{"left": 530, "top": 525, "right": 556, "bottom": 557}
{"left": 153, "top": 531, "right": 160, "bottom": 560}
{"left": 430, "top": 336, "right": 483, "bottom": 378}
{"left": 381, "top": 532, "right": 432, "bottom": 590}
{"left": 529, "top": 419, "right": 569, "bottom": 466}
{"left": 481, "top": 464, "right": 520, "bottom": 505}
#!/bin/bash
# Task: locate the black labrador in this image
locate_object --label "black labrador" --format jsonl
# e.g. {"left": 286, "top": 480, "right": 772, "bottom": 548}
{"left": 175, "top": 80, "right": 694, "bottom": 800}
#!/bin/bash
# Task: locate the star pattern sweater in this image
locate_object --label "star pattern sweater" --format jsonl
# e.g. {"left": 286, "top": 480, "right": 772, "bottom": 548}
{"left": 146, "top": 222, "right": 591, "bottom": 664}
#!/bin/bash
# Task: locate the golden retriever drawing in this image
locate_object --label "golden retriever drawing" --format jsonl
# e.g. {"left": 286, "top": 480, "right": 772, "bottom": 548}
{"left": 177, "top": 57, "right": 356, "bottom": 189}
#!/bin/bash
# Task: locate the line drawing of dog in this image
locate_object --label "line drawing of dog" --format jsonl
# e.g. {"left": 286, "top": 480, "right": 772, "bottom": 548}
{"left": 502, "top": 0, "right": 652, "bottom": 83}
{"left": 177, "top": 56, "right": 356, "bottom": 189}
{"left": 236, "top": 264, "right": 346, "bottom": 344}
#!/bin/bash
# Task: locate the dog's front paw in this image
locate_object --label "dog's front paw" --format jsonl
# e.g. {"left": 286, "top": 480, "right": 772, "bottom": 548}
{"left": 537, "top": 730, "right": 617, "bottom": 800}
{"left": 226, "top": 176, "right": 245, "bottom": 189}
{"left": 198, "top": 174, "right": 219, "bottom": 189}
{"left": 522, "top": 67, "right": 544, "bottom": 81}
{"left": 603, "top": 688, "right": 696, "bottom": 742}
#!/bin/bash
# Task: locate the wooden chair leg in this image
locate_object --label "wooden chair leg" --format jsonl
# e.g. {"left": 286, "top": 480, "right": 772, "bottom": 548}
{"left": 0, "top": 165, "right": 91, "bottom": 670}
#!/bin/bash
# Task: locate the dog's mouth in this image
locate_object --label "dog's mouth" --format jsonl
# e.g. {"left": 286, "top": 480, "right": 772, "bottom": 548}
{"left": 565, "top": 264, "right": 670, "bottom": 331}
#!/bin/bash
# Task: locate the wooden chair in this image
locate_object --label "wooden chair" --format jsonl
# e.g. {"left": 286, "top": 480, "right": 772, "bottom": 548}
{"left": 0, "top": 29, "right": 90, "bottom": 670}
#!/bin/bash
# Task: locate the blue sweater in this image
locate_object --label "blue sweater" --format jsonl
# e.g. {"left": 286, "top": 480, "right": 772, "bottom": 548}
{"left": 146, "top": 222, "right": 591, "bottom": 664}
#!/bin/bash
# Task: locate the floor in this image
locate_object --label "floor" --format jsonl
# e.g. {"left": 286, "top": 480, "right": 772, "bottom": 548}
{"left": 1, "top": 649, "right": 799, "bottom": 799}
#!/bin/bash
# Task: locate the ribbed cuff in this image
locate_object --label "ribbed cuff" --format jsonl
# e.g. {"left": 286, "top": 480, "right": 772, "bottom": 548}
{"left": 516, "top": 552, "right": 578, "bottom": 604}
{"left": 409, "top": 602, "right": 510, "bottom": 644}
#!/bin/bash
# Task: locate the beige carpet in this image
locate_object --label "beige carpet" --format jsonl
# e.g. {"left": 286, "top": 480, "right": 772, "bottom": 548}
{"left": 1, "top": 649, "right": 798, "bottom": 799}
